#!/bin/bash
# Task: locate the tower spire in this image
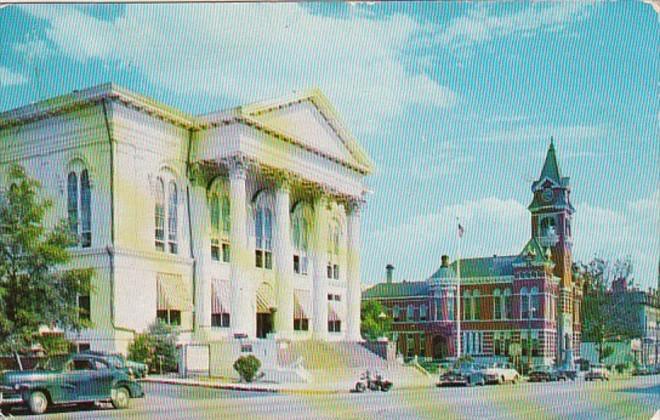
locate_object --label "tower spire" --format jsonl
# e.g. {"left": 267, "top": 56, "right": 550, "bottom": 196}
{"left": 540, "top": 137, "right": 561, "bottom": 183}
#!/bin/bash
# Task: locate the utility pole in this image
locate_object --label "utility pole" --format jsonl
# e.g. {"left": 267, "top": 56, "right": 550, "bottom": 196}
{"left": 456, "top": 219, "right": 463, "bottom": 360}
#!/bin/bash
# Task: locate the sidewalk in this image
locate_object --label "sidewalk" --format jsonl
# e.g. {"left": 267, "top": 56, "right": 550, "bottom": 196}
{"left": 141, "top": 371, "right": 435, "bottom": 395}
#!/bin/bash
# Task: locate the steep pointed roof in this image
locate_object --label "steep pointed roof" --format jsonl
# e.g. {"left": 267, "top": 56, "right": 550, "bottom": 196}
{"left": 514, "top": 237, "right": 554, "bottom": 266}
{"left": 540, "top": 139, "right": 561, "bottom": 183}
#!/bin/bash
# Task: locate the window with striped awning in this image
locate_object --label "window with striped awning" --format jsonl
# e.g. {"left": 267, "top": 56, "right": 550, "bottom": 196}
{"left": 256, "top": 282, "right": 276, "bottom": 314}
{"left": 211, "top": 279, "right": 230, "bottom": 314}
{"left": 294, "top": 289, "right": 311, "bottom": 320}
{"left": 211, "top": 279, "right": 231, "bottom": 328}
{"left": 157, "top": 273, "right": 192, "bottom": 311}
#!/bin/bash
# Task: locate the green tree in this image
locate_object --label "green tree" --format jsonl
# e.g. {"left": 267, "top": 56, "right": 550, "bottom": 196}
{"left": 578, "top": 256, "right": 636, "bottom": 362}
{"left": 360, "top": 300, "right": 392, "bottom": 341}
{"left": 0, "top": 165, "right": 93, "bottom": 355}
{"left": 128, "top": 320, "right": 179, "bottom": 373}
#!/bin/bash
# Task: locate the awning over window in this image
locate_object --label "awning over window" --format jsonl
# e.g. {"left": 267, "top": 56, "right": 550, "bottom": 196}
{"left": 328, "top": 304, "right": 340, "bottom": 322}
{"left": 294, "top": 289, "right": 311, "bottom": 320}
{"left": 212, "top": 279, "right": 230, "bottom": 315}
{"left": 256, "top": 282, "right": 276, "bottom": 314}
{"left": 157, "top": 273, "right": 192, "bottom": 311}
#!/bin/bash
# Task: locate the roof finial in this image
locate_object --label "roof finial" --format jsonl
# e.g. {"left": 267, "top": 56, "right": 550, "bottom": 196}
{"left": 550, "top": 136, "right": 554, "bottom": 148}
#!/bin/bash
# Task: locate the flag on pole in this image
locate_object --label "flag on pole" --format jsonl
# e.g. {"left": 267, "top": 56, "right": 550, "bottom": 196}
{"left": 458, "top": 223, "right": 464, "bottom": 239}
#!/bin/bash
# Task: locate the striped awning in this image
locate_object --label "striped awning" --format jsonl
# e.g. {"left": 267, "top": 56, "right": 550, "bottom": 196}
{"left": 294, "top": 289, "right": 311, "bottom": 320}
{"left": 211, "top": 279, "right": 230, "bottom": 315}
{"left": 157, "top": 273, "right": 192, "bottom": 311}
{"left": 256, "top": 283, "right": 276, "bottom": 314}
{"left": 328, "top": 304, "right": 340, "bottom": 322}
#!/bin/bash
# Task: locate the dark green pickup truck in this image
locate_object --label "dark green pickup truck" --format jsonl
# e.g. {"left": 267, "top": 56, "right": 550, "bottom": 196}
{"left": 0, "top": 353, "right": 144, "bottom": 415}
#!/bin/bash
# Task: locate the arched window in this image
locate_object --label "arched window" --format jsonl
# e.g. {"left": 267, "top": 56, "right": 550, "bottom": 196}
{"left": 254, "top": 192, "right": 273, "bottom": 269}
{"left": 462, "top": 290, "right": 471, "bottom": 320}
{"left": 292, "top": 203, "right": 312, "bottom": 275}
{"left": 392, "top": 305, "right": 401, "bottom": 321}
{"left": 540, "top": 216, "right": 556, "bottom": 237}
{"left": 472, "top": 290, "right": 481, "bottom": 320}
{"left": 327, "top": 216, "right": 342, "bottom": 280}
{"left": 520, "top": 287, "right": 530, "bottom": 319}
{"left": 154, "top": 173, "right": 178, "bottom": 254}
{"left": 420, "top": 304, "right": 428, "bottom": 321}
{"left": 447, "top": 290, "right": 455, "bottom": 321}
{"left": 493, "top": 289, "right": 501, "bottom": 320}
{"left": 530, "top": 287, "right": 541, "bottom": 318}
{"left": 407, "top": 304, "right": 415, "bottom": 321}
{"left": 503, "top": 288, "right": 513, "bottom": 319}
{"left": 67, "top": 166, "right": 92, "bottom": 248}
{"left": 210, "top": 181, "right": 231, "bottom": 263}
{"left": 168, "top": 181, "right": 178, "bottom": 254}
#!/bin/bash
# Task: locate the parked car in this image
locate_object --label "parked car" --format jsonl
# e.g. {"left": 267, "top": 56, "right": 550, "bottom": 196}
{"left": 585, "top": 363, "right": 610, "bottom": 381}
{"left": 483, "top": 362, "right": 521, "bottom": 385}
{"left": 81, "top": 351, "right": 148, "bottom": 379}
{"left": 557, "top": 367, "right": 577, "bottom": 381}
{"left": 437, "top": 364, "right": 486, "bottom": 387}
{"left": 528, "top": 366, "right": 562, "bottom": 382}
{"left": 0, "top": 353, "right": 144, "bottom": 415}
{"left": 632, "top": 365, "right": 652, "bottom": 376}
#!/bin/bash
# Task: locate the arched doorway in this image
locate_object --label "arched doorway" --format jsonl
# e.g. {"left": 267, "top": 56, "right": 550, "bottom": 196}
{"left": 256, "top": 282, "right": 276, "bottom": 339}
{"left": 432, "top": 335, "right": 449, "bottom": 360}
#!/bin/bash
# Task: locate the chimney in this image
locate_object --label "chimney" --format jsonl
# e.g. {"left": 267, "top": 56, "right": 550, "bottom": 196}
{"left": 441, "top": 255, "right": 450, "bottom": 268}
{"left": 386, "top": 264, "right": 394, "bottom": 284}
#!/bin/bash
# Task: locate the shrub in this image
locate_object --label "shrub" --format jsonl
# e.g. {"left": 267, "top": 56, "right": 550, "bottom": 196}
{"left": 233, "top": 355, "right": 261, "bottom": 382}
{"left": 127, "top": 320, "right": 179, "bottom": 373}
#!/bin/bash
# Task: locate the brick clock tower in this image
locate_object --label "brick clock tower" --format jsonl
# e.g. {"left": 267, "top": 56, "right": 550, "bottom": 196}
{"left": 528, "top": 139, "right": 581, "bottom": 365}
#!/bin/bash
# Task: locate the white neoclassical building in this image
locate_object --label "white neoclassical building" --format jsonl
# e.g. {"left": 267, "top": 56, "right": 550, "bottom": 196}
{"left": 0, "top": 84, "right": 373, "bottom": 354}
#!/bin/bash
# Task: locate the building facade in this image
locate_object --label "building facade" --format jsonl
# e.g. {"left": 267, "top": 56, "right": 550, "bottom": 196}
{"left": 0, "top": 84, "right": 373, "bottom": 353}
{"left": 363, "top": 141, "right": 582, "bottom": 367}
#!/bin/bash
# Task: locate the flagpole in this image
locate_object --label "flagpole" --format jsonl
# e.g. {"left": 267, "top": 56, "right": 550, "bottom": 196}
{"left": 456, "top": 218, "right": 462, "bottom": 360}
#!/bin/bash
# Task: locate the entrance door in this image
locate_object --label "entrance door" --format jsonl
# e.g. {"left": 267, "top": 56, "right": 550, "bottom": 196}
{"left": 256, "top": 313, "right": 273, "bottom": 339}
{"left": 432, "top": 335, "right": 449, "bottom": 360}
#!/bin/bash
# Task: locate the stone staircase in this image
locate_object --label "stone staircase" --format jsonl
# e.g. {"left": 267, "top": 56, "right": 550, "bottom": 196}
{"left": 278, "top": 341, "right": 430, "bottom": 389}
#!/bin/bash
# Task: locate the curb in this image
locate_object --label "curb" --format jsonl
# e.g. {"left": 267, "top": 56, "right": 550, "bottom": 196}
{"left": 140, "top": 377, "right": 434, "bottom": 395}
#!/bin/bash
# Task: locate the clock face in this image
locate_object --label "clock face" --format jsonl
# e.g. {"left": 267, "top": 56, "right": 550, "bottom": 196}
{"left": 542, "top": 189, "right": 553, "bottom": 202}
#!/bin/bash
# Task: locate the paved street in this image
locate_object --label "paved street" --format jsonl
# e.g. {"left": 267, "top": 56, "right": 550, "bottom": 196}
{"left": 3, "top": 376, "right": 659, "bottom": 419}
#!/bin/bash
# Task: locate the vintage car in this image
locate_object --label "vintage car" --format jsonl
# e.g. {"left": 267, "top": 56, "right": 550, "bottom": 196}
{"left": 483, "top": 362, "right": 521, "bottom": 385}
{"left": 584, "top": 364, "right": 610, "bottom": 381}
{"left": 0, "top": 353, "right": 144, "bottom": 415}
{"left": 528, "top": 366, "right": 561, "bottom": 382}
{"left": 437, "top": 364, "right": 486, "bottom": 387}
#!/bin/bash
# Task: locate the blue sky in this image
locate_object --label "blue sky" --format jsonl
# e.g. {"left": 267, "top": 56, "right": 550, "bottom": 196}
{"left": 1, "top": 3, "right": 658, "bottom": 288}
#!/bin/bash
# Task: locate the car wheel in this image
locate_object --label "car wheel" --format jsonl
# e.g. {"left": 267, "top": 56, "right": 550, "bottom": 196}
{"left": 513, "top": 375, "right": 519, "bottom": 384}
{"left": 111, "top": 386, "right": 131, "bottom": 410}
{"left": 499, "top": 376, "right": 504, "bottom": 385}
{"left": 355, "top": 382, "right": 366, "bottom": 393}
{"left": 27, "top": 391, "right": 49, "bottom": 415}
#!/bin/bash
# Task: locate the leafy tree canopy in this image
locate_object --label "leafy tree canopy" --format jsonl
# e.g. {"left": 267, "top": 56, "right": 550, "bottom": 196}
{"left": 0, "top": 165, "right": 93, "bottom": 354}
{"left": 361, "top": 300, "right": 392, "bottom": 341}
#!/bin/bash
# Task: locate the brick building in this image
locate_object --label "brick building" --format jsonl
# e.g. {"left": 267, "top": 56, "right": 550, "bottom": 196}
{"left": 363, "top": 141, "right": 583, "bottom": 367}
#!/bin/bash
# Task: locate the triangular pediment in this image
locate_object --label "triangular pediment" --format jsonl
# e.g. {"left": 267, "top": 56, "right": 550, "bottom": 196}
{"left": 240, "top": 89, "right": 374, "bottom": 173}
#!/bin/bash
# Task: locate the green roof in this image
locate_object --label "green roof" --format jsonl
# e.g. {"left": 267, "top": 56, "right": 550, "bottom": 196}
{"left": 362, "top": 282, "right": 429, "bottom": 299}
{"left": 539, "top": 139, "right": 561, "bottom": 184}
{"left": 517, "top": 237, "right": 552, "bottom": 264}
{"left": 428, "top": 255, "right": 517, "bottom": 280}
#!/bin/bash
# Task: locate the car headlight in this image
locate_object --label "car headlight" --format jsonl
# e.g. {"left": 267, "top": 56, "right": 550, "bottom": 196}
{"left": 14, "top": 383, "right": 22, "bottom": 390}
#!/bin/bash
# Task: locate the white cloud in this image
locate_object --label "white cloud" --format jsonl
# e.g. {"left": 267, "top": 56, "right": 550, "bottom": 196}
{"left": 365, "top": 190, "right": 660, "bottom": 290}
{"left": 436, "top": 3, "right": 595, "bottom": 49}
{"left": 18, "top": 4, "right": 458, "bottom": 134}
{"left": 0, "top": 66, "right": 28, "bottom": 86}
{"left": 364, "top": 197, "right": 529, "bottom": 283}
{"left": 481, "top": 124, "right": 606, "bottom": 144}
{"left": 570, "top": 190, "right": 659, "bottom": 289}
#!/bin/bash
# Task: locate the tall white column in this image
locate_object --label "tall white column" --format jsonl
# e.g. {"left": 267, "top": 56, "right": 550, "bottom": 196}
{"left": 346, "top": 199, "right": 363, "bottom": 342}
{"left": 312, "top": 195, "right": 329, "bottom": 340}
{"left": 190, "top": 177, "right": 212, "bottom": 340}
{"left": 229, "top": 157, "right": 252, "bottom": 338}
{"left": 273, "top": 179, "right": 294, "bottom": 339}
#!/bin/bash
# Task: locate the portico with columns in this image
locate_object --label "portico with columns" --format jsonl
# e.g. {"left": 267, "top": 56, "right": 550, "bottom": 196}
{"left": 189, "top": 88, "right": 373, "bottom": 342}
